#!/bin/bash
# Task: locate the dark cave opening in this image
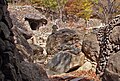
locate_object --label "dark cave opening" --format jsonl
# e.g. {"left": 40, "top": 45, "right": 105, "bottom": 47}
{"left": 25, "top": 17, "right": 47, "bottom": 30}
{"left": 30, "top": 22, "right": 38, "bottom": 30}
{"left": 25, "top": 17, "right": 39, "bottom": 30}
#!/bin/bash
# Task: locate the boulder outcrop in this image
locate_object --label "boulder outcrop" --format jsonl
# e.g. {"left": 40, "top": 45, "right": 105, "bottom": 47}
{"left": 103, "top": 51, "right": 120, "bottom": 81}
{"left": 109, "top": 26, "right": 120, "bottom": 45}
{"left": 47, "top": 51, "right": 84, "bottom": 73}
{"left": 20, "top": 61, "right": 49, "bottom": 81}
{"left": 82, "top": 32, "right": 100, "bottom": 62}
{"left": 46, "top": 29, "right": 85, "bottom": 73}
{"left": 46, "top": 28, "right": 82, "bottom": 55}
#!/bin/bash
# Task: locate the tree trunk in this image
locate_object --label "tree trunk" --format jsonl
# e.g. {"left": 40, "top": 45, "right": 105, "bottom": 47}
{"left": 57, "top": 0, "right": 63, "bottom": 20}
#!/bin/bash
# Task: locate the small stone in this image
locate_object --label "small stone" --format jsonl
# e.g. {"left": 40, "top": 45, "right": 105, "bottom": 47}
{"left": 78, "top": 62, "right": 92, "bottom": 71}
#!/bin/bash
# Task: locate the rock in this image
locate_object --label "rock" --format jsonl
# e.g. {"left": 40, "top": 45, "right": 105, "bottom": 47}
{"left": 24, "top": 20, "right": 32, "bottom": 31}
{"left": 109, "top": 26, "right": 120, "bottom": 45}
{"left": 103, "top": 51, "right": 120, "bottom": 81}
{"left": 46, "top": 29, "right": 85, "bottom": 74}
{"left": 0, "top": 38, "right": 6, "bottom": 52}
{"left": 46, "top": 28, "right": 81, "bottom": 55}
{"left": 16, "top": 44, "right": 31, "bottom": 60}
{"left": 0, "top": 2, "right": 23, "bottom": 80}
{"left": 31, "top": 44, "right": 44, "bottom": 55}
{"left": 47, "top": 51, "right": 72, "bottom": 73}
{"left": 69, "top": 52, "right": 85, "bottom": 71}
{"left": 30, "top": 44, "right": 46, "bottom": 63}
{"left": 25, "top": 14, "right": 46, "bottom": 20}
{"left": 17, "top": 27, "right": 33, "bottom": 39}
{"left": 3, "top": 5, "right": 13, "bottom": 28}
{"left": 0, "top": 22, "right": 10, "bottom": 39}
{"left": 0, "top": 1, "right": 49, "bottom": 81}
{"left": 47, "top": 51, "right": 84, "bottom": 73}
{"left": 20, "top": 61, "right": 49, "bottom": 81}
{"left": 12, "top": 26, "right": 33, "bottom": 62}
{"left": 4, "top": 40, "right": 15, "bottom": 52}
{"left": 52, "top": 25, "right": 58, "bottom": 34}
{"left": 77, "top": 62, "right": 92, "bottom": 71}
{"left": 82, "top": 32, "right": 100, "bottom": 62}
{"left": 8, "top": 5, "right": 46, "bottom": 30}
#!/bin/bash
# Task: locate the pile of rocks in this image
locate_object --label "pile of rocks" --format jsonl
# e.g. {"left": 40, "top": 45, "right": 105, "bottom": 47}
{"left": 45, "top": 28, "right": 99, "bottom": 75}
{"left": 8, "top": 4, "right": 50, "bottom": 63}
{"left": 7, "top": 3, "right": 120, "bottom": 81}
{"left": 45, "top": 16, "right": 120, "bottom": 81}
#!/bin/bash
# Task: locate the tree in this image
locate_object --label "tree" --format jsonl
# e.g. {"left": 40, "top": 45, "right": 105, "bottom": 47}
{"left": 91, "top": 0, "right": 120, "bottom": 24}
{"left": 30, "top": 0, "right": 67, "bottom": 21}
{"left": 65, "top": 0, "right": 93, "bottom": 27}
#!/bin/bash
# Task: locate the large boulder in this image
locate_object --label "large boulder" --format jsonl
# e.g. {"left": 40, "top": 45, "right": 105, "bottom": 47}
{"left": 103, "top": 51, "right": 120, "bottom": 81}
{"left": 109, "top": 26, "right": 120, "bottom": 45}
{"left": 46, "top": 29, "right": 85, "bottom": 74}
{"left": 46, "top": 28, "right": 82, "bottom": 55}
{"left": 20, "top": 61, "right": 49, "bottom": 81}
{"left": 82, "top": 32, "right": 100, "bottom": 62}
{"left": 47, "top": 51, "right": 84, "bottom": 73}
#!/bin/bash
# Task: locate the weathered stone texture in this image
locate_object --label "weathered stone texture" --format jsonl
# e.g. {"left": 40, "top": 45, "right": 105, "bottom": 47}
{"left": 46, "top": 29, "right": 85, "bottom": 73}
{"left": 0, "top": 0, "right": 49, "bottom": 81}
{"left": 82, "top": 32, "right": 100, "bottom": 62}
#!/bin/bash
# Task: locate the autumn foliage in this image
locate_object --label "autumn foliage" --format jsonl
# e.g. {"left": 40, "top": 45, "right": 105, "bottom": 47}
{"left": 65, "top": 0, "right": 93, "bottom": 20}
{"left": 30, "top": 0, "right": 120, "bottom": 24}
